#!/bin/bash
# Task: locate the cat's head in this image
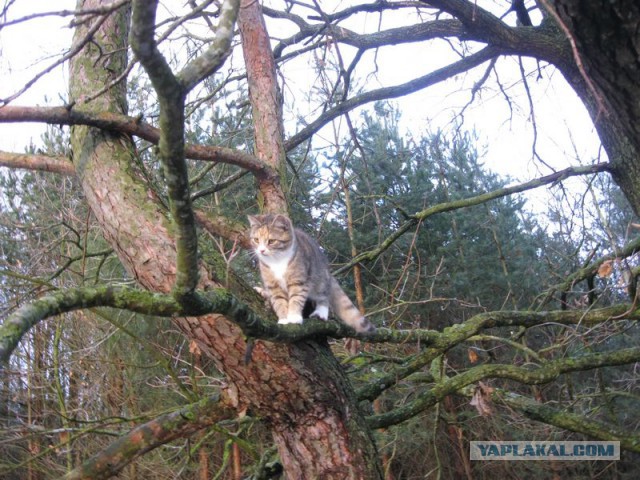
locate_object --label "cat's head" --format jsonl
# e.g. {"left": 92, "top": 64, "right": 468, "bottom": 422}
{"left": 248, "top": 214, "right": 295, "bottom": 259}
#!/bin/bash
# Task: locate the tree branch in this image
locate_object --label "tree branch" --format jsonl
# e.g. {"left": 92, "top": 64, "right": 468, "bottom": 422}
{"left": 63, "top": 394, "right": 235, "bottom": 480}
{"left": 0, "top": 150, "right": 75, "bottom": 175}
{"left": 422, "top": 0, "right": 517, "bottom": 43}
{"left": 5, "top": 278, "right": 638, "bottom": 379}
{"left": 0, "top": 106, "right": 274, "bottom": 177}
{"left": 178, "top": 0, "right": 240, "bottom": 91}
{"left": 368, "top": 346, "right": 640, "bottom": 429}
{"left": 0, "top": 0, "right": 130, "bottom": 29}
{"left": 267, "top": 10, "right": 465, "bottom": 59}
{"left": 285, "top": 46, "right": 502, "bottom": 151}
{"left": 540, "top": 235, "right": 640, "bottom": 307}
{"left": 358, "top": 303, "right": 640, "bottom": 402}
{"left": 1, "top": 7, "right": 117, "bottom": 105}
{"left": 130, "top": 0, "right": 200, "bottom": 297}
{"left": 335, "top": 163, "right": 611, "bottom": 274}
{"left": 0, "top": 286, "right": 183, "bottom": 363}
{"left": 501, "top": 391, "right": 640, "bottom": 453}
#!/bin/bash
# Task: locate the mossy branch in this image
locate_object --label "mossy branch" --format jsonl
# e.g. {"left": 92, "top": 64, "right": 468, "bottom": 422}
{"left": 500, "top": 391, "right": 640, "bottom": 453}
{"left": 0, "top": 286, "right": 181, "bottom": 363}
{"left": 4, "top": 281, "right": 640, "bottom": 366}
{"left": 358, "top": 304, "right": 640, "bottom": 401}
{"left": 368, "top": 345, "right": 640, "bottom": 429}
{"left": 128, "top": 0, "right": 240, "bottom": 301}
{"left": 335, "top": 163, "right": 611, "bottom": 275}
{"left": 0, "top": 284, "right": 372, "bottom": 363}
{"left": 130, "top": 0, "right": 199, "bottom": 298}
{"left": 62, "top": 394, "right": 235, "bottom": 480}
{"left": 178, "top": 0, "right": 240, "bottom": 91}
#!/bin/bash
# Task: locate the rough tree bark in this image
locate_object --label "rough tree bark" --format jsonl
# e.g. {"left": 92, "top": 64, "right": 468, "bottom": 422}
{"left": 69, "top": 0, "right": 381, "bottom": 478}
{"left": 238, "top": 0, "right": 288, "bottom": 214}
{"left": 548, "top": 0, "right": 640, "bottom": 213}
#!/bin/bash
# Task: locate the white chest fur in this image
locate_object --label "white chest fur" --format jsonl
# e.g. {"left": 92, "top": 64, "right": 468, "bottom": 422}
{"left": 260, "top": 247, "right": 295, "bottom": 288}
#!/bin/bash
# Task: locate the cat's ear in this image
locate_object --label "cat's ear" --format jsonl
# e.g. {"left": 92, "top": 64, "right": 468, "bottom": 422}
{"left": 273, "top": 214, "right": 292, "bottom": 229}
{"left": 247, "top": 215, "right": 262, "bottom": 227}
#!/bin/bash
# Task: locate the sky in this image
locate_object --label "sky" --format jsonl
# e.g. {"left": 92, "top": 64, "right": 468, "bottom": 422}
{"left": 0, "top": 0, "right": 604, "bottom": 202}
{"left": 0, "top": 1, "right": 73, "bottom": 149}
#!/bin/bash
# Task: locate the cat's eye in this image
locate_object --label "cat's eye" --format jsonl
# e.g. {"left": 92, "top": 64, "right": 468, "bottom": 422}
{"left": 268, "top": 239, "right": 278, "bottom": 245}
{"left": 251, "top": 237, "right": 259, "bottom": 244}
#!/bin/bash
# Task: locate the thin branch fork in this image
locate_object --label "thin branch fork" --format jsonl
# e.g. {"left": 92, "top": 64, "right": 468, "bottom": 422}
{"left": 128, "top": 0, "right": 240, "bottom": 299}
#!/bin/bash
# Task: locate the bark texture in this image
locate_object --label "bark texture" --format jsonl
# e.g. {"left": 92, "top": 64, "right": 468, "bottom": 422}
{"left": 69, "top": 1, "right": 381, "bottom": 477}
{"left": 238, "top": 0, "right": 288, "bottom": 214}
{"left": 550, "top": 0, "right": 640, "bottom": 213}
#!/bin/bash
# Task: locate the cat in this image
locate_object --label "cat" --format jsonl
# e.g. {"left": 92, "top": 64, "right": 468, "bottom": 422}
{"left": 248, "top": 214, "right": 376, "bottom": 333}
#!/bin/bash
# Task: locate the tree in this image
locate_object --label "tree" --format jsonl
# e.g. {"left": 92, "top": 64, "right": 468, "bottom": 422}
{"left": 1, "top": 1, "right": 640, "bottom": 478}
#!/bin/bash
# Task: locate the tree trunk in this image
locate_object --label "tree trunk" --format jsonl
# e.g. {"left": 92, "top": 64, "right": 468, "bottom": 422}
{"left": 237, "top": 0, "right": 288, "bottom": 215}
{"left": 69, "top": 1, "right": 382, "bottom": 477}
{"left": 550, "top": 0, "right": 640, "bottom": 213}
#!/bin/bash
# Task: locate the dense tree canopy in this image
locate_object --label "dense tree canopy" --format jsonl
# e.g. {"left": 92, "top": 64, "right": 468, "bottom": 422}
{"left": 1, "top": 1, "right": 640, "bottom": 478}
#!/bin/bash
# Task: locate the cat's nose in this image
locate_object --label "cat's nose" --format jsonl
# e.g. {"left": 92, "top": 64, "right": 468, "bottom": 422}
{"left": 258, "top": 246, "right": 267, "bottom": 254}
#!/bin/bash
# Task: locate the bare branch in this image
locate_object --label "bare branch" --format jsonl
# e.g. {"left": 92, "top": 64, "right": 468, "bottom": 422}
{"left": 0, "top": 105, "right": 274, "bottom": 176}
{"left": 191, "top": 169, "right": 249, "bottom": 201}
{"left": 335, "top": 163, "right": 611, "bottom": 275}
{"left": 63, "top": 395, "right": 235, "bottom": 480}
{"left": 0, "top": 0, "right": 130, "bottom": 28}
{"left": 1, "top": 8, "right": 117, "bottom": 105}
{"left": 0, "top": 150, "right": 75, "bottom": 175}
{"left": 267, "top": 11, "right": 465, "bottom": 59}
{"left": 285, "top": 46, "right": 502, "bottom": 151}
{"left": 422, "top": 0, "right": 518, "bottom": 45}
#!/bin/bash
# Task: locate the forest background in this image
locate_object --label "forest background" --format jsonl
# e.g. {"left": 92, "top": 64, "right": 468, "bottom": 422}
{"left": 1, "top": 1, "right": 640, "bottom": 479}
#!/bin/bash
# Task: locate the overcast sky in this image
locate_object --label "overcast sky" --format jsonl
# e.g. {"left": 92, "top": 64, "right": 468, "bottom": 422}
{"left": 0, "top": 0, "right": 603, "bottom": 191}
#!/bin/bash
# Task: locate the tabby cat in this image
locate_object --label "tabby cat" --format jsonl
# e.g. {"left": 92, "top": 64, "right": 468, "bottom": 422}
{"left": 248, "top": 214, "right": 376, "bottom": 333}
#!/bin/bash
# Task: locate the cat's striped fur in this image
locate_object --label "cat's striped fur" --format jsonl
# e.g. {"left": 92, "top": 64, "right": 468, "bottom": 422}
{"left": 248, "top": 214, "right": 376, "bottom": 333}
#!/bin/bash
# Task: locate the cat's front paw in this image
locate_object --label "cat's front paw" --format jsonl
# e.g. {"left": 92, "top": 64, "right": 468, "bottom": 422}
{"left": 254, "top": 286, "right": 269, "bottom": 299}
{"left": 278, "top": 314, "right": 303, "bottom": 325}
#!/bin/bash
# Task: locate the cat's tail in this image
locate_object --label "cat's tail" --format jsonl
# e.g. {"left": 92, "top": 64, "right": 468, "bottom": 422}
{"left": 329, "top": 278, "right": 376, "bottom": 333}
